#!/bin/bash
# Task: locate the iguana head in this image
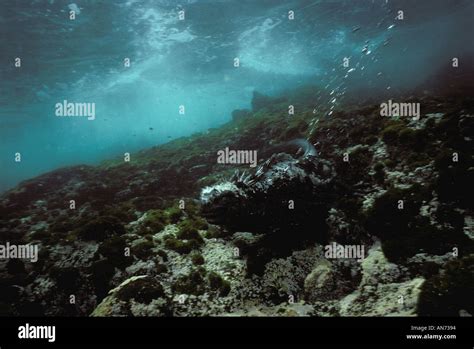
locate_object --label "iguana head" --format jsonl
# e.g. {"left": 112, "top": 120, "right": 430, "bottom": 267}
{"left": 200, "top": 180, "right": 251, "bottom": 229}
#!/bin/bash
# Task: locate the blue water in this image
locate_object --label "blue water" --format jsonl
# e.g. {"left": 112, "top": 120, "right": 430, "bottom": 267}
{"left": 1, "top": 0, "right": 473, "bottom": 192}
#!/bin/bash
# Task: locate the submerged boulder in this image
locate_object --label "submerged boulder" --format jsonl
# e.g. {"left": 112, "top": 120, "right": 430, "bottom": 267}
{"left": 338, "top": 245, "right": 425, "bottom": 316}
{"left": 304, "top": 260, "right": 335, "bottom": 301}
{"left": 251, "top": 91, "right": 273, "bottom": 112}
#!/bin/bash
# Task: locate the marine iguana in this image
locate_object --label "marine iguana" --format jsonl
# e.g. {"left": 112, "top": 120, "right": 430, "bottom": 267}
{"left": 200, "top": 139, "right": 337, "bottom": 271}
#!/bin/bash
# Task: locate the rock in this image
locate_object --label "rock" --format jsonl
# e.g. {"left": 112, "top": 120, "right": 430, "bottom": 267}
{"left": 304, "top": 260, "right": 335, "bottom": 301}
{"left": 338, "top": 244, "right": 425, "bottom": 316}
{"left": 464, "top": 215, "right": 474, "bottom": 240}
{"left": 360, "top": 243, "right": 402, "bottom": 285}
{"left": 339, "top": 277, "right": 425, "bottom": 316}
{"left": 231, "top": 109, "right": 251, "bottom": 121}
{"left": 91, "top": 275, "right": 167, "bottom": 316}
{"left": 115, "top": 188, "right": 132, "bottom": 199}
{"left": 417, "top": 255, "right": 474, "bottom": 316}
{"left": 261, "top": 247, "right": 323, "bottom": 302}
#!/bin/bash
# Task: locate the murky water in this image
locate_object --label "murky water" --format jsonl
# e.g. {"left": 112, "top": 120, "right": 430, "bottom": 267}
{"left": 1, "top": 0, "right": 472, "bottom": 192}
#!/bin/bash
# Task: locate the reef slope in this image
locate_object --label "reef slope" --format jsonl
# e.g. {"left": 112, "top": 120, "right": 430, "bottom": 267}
{"left": 1, "top": 89, "right": 473, "bottom": 317}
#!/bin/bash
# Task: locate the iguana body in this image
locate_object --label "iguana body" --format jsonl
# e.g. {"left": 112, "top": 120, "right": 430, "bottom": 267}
{"left": 200, "top": 140, "right": 336, "bottom": 271}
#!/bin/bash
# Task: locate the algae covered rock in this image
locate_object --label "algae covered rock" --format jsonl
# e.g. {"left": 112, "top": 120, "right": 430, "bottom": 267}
{"left": 339, "top": 277, "right": 425, "bottom": 316}
{"left": 338, "top": 244, "right": 424, "bottom": 316}
{"left": 417, "top": 255, "right": 474, "bottom": 316}
{"left": 304, "top": 260, "right": 335, "bottom": 302}
{"left": 91, "top": 275, "right": 168, "bottom": 316}
{"left": 77, "top": 216, "right": 126, "bottom": 241}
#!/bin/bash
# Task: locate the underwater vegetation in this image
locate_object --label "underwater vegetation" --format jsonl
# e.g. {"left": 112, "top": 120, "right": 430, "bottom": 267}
{"left": 0, "top": 84, "right": 472, "bottom": 317}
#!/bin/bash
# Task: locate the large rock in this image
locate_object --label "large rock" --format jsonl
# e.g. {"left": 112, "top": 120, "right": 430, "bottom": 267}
{"left": 304, "top": 260, "right": 335, "bottom": 301}
{"left": 338, "top": 244, "right": 425, "bottom": 316}
{"left": 91, "top": 275, "right": 167, "bottom": 316}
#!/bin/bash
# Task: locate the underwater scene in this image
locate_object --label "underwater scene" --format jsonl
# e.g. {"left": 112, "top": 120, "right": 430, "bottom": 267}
{"left": 0, "top": 0, "right": 473, "bottom": 323}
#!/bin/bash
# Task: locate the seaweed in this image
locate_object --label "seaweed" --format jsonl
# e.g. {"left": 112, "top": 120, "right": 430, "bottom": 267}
{"left": 140, "top": 209, "right": 168, "bottom": 234}
{"left": 365, "top": 184, "right": 471, "bottom": 263}
{"left": 163, "top": 236, "right": 201, "bottom": 254}
{"left": 172, "top": 268, "right": 206, "bottom": 295}
{"left": 191, "top": 252, "right": 205, "bottom": 266}
{"left": 77, "top": 216, "right": 125, "bottom": 241}
{"left": 96, "top": 236, "right": 132, "bottom": 269}
{"left": 133, "top": 240, "right": 155, "bottom": 260}
{"left": 208, "top": 272, "right": 231, "bottom": 296}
